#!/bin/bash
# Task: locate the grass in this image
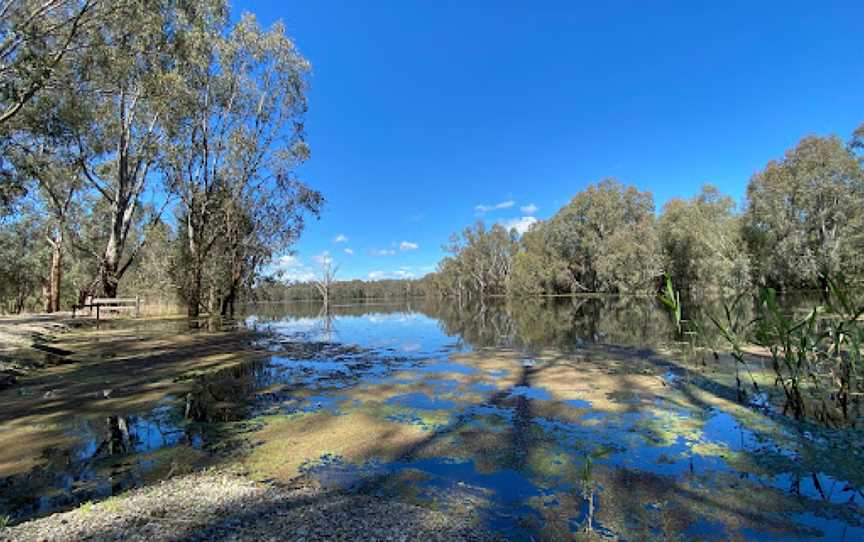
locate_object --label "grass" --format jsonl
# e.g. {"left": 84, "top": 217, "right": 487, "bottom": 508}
{"left": 664, "top": 274, "right": 864, "bottom": 426}
{"left": 0, "top": 514, "right": 11, "bottom": 528}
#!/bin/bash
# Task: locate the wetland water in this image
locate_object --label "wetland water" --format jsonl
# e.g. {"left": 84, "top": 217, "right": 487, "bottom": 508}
{"left": 1, "top": 297, "right": 863, "bottom": 540}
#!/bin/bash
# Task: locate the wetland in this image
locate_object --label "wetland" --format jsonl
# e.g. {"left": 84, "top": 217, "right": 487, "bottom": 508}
{"left": 1, "top": 297, "right": 863, "bottom": 541}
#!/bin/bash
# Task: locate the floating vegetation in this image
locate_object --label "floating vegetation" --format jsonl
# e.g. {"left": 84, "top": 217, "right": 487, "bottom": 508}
{"left": 2, "top": 300, "right": 863, "bottom": 539}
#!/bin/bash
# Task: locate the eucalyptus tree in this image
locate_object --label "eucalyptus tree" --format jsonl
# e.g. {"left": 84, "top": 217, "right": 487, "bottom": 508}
{"left": 745, "top": 135, "right": 864, "bottom": 289}
{"left": 659, "top": 185, "right": 750, "bottom": 295}
{"left": 0, "top": 199, "right": 45, "bottom": 312}
{"left": 541, "top": 179, "right": 661, "bottom": 293}
{"left": 165, "top": 12, "right": 322, "bottom": 317}
{"left": 0, "top": 0, "right": 101, "bottom": 126}
{"left": 852, "top": 122, "right": 864, "bottom": 164}
{"left": 65, "top": 0, "right": 211, "bottom": 297}
{"left": 1, "top": 0, "right": 102, "bottom": 211}
{"left": 4, "top": 77, "right": 91, "bottom": 311}
{"left": 440, "top": 222, "right": 517, "bottom": 299}
{"left": 509, "top": 223, "right": 572, "bottom": 295}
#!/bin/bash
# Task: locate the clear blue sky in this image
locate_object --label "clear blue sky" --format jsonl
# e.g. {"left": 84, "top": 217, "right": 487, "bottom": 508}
{"left": 231, "top": 0, "right": 864, "bottom": 282}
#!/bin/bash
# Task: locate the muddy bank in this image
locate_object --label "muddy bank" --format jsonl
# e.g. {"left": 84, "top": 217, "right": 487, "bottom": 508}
{"left": 0, "top": 313, "right": 100, "bottom": 390}
{"left": 2, "top": 301, "right": 863, "bottom": 540}
{"left": 0, "top": 472, "right": 498, "bottom": 542}
{"left": 0, "top": 317, "right": 273, "bottom": 479}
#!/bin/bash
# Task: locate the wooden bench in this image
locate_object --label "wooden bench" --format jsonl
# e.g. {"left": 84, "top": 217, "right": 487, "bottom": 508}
{"left": 73, "top": 296, "right": 141, "bottom": 320}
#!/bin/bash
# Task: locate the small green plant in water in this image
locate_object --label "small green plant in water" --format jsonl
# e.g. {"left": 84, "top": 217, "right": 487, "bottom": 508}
{"left": 755, "top": 278, "right": 864, "bottom": 425}
{"left": 580, "top": 455, "right": 595, "bottom": 535}
{"left": 0, "top": 515, "right": 11, "bottom": 528}
{"left": 693, "top": 274, "right": 864, "bottom": 426}
{"left": 657, "top": 274, "right": 682, "bottom": 335}
{"left": 706, "top": 289, "right": 762, "bottom": 402}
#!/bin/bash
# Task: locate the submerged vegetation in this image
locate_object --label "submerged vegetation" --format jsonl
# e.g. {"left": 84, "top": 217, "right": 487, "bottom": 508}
{"left": 1, "top": 1, "right": 863, "bottom": 540}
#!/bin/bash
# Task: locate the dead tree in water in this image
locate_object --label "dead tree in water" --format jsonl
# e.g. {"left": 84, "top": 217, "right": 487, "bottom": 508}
{"left": 313, "top": 258, "right": 338, "bottom": 311}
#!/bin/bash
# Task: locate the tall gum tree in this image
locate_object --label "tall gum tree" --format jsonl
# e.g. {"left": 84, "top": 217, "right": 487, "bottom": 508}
{"left": 164, "top": 12, "right": 322, "bottom": 317}
{"left": 67, "top": 1, "right": 211, "bottom": 297}
{"left": 745, "top": 135, "right": 864, "bottom": 289}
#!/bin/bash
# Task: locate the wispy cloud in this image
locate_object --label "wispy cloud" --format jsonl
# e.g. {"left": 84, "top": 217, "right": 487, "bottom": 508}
{"left": 520, "top": 203, "right": 538, "bottom": 214}
{"left": 332, "top": 234, "right": 348, "bottom": 243}
{"left": 475, "top": 200, "right": 515, "bottom": 213}
{"left": 500, "top": 216, "right": 538, "bottom": 235}
{"left": 274, "top": 254, "right": 315, "bottom": 282}
{"left": 399, "top": 241, "right": 419, "bottom": 251}
{"left": 371, "top": 248, "right": 396, "bottom": 256}
{"left": 312, "top": 251, "right": 333, "bottom": 266}
{"left": 367, "top": 266, "right": 417, "bottom": 281}
{"left": 343, "top": 248, "right": 354, "bottom": 255}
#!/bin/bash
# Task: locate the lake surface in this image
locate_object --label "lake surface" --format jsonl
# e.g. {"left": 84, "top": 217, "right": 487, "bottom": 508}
{"left": 1, "top": 297, "right": 863, "bottom": 540}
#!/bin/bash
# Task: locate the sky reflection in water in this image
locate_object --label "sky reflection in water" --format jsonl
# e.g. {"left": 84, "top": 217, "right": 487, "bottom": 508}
{"left": 1, "top": 298, "right": 862, "bottom": 540}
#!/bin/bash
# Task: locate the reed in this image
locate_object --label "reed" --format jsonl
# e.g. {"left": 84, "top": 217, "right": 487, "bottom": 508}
{"left": 665, "top": 275, "right": 864, "bottom": 426}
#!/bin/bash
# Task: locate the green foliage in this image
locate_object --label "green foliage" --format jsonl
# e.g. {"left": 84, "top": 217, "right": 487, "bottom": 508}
{"left": 745, "top": 135, "right": 864, "bottom": 289}
{"left": 703, "top": 275, "right": 864, "bottom": 426}
{"left": 753, "top": 279, "right": 864, "bottom": 425}
{"left": 434, "top": 179, "right": 662, "bottom": 297}
{"left": 429, "top": 222, "right": 517, "bottom": 300}
{"left": 659, "top": 185, "right": 751, "bottom": 295}
{"left": 0, "top": 1, "right": 320, "bottom": 314}
{"left": 541, "top": 178, "right": 661, "bottom": 294}
{"left": 259, "top": 277, "right": 427, "bottom": 302}
{"left": 657, "top": 274, "right": 682, "bottom": 335}
{"left": 165, "top": 9, "right": 321, "bottom": 317}
{"left": 0, "top": 200, "right": 48, "bottom": 312}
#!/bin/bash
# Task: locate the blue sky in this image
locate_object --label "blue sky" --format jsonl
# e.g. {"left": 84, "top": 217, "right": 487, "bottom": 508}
{"left": 231, "top": 0, "right": 864, "bottom": 282}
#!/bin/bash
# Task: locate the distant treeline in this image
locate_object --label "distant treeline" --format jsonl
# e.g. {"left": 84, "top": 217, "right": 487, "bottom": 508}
{"left": 257, "top": 278, "right": 429, "bottom": 302}
{"left": 427, "top": 129, "right": 864, "bottom": 300}
{"left": 260, "top": 127, "right": 864, "bottom": 305}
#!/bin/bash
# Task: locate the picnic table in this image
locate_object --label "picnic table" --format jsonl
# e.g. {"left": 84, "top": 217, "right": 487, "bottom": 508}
{"left": 72, "top": 296, "right": 141, "bottom": 320}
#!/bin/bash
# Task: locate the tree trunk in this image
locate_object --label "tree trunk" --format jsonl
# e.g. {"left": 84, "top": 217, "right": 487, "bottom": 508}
{"left": 49, "top": 239, "right": 62, "bottom": 312}
{"left": 187, "top": 267, "right": 202, "bottom": 318}
{"left": 41, "top": 278, "right": 51, "bottom": 312}
{"left": 100, "top": 258, "right": 118, "bottom": 298}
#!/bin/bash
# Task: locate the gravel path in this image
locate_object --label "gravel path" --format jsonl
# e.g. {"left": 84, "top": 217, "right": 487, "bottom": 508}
{"left": 0, "top": 473, "right": 501, "bottom": 541}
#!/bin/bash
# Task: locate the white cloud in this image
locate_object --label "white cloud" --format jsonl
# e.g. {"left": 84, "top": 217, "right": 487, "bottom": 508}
{"left": 312, "top": 251, "right": 333, "bottom": 266}
{"left": 343, "top": 248, "right": 354, "bottom": 255}
{"left": 399, "top": 241, "right": 419, "bottom": 251}
{"left": 332, "top": 234, "right": 348, "bottom": 243}
{"left": 278, "top": 254, "right": 300, "bottom": 267}
{"left": 520, "top": 203, "right": 538, "bottom": 214}
{"left": 501, "top": 216, "right": 538, "bottom": 235}
{"left": 371, "top": 248, "right": 395, "bottom": 256}
{"left": 475, "top": 200, "right": 516, "bottom": 213}
{"left": 367, "top": 268, "right": 416, "bottom": 281}
{"left": 274, "top": 254, "right": 316, "bottom": 282}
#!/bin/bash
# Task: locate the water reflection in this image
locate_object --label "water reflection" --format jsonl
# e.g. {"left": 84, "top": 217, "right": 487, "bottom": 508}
{"left": 0, "top": 296, "right": 861, "bottom": 541}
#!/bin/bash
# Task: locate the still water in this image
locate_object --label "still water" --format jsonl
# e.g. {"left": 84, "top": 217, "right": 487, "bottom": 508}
{"left": 1, "top": 297, "right": 862, "bottom": 540}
